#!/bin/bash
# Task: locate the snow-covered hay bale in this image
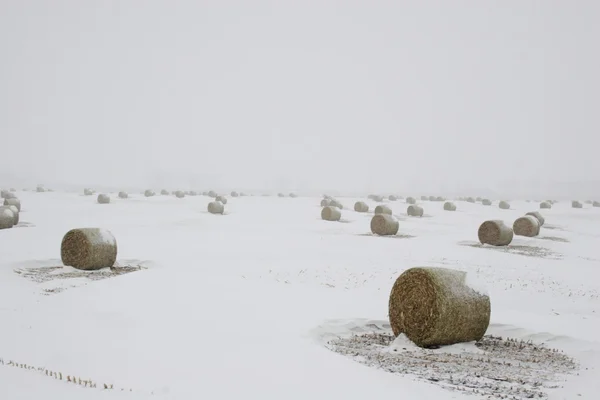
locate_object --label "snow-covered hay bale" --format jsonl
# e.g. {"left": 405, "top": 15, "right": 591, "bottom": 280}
{"left": 407, "top": 205, "right": 424, "bottom": 217}
{"left": 231, "top": 191, "right": 239, "bottom": 197}
{"left": 572, "top": 201, "right": 583, "bottom": 209}
{"left": 499, "top": 201, "right": 510, "bottom": 210}
{"left": 0, "top": 207, "right": 15, "bottom": 229}
{"left": 321, "top": 199, "right": 332, "bottom": 207}
{"left": 1, "top": 205, "right": 19, "bottom": 225}
{"left": 594, "top": 201, "right": 600, "bottom": 207}
{"left": 60, "top": 228, "right": 117, "bottom": 270}
{"left": 4, "top": 198, "right": 21, "bottom": 211}
{"left": 160, "top": 189, "right": 169, "bottom": 195}
{"left": 406, "top": 197, "right": 416, "bottom": 205}
{"left": 482, "top": 199, "right": 492, "bottom": 206}
{"left": 97, "top": 194, "right": 110, "bottom": 204}
{"left": 466, "top": 197, "right": 476, "bottom": 203}
{"left": 513, "top": 216, "right": 540, "bottom": 237}
{"left": 118, "top": 191, "right": 128, "bottom": 199}
{"left": 144, "top": 189, "right": 155, "bottom": 197}
{"left": 525, "top": 211, "right": 545, "bottom": 226}
{"left": 321, "top": 206, "right": 341, "bottom": 221}
{"left": 216, "top": 195, "right": 228, "bottom": 204}
{"left": 388, "top": 195, "right": 398, "bottom": 201}
{"left": 374, "top": 205, "right": 392, "bottom": 215}
{"left": 540, "top": 201, "right": 552, "bottom": 209}
{"left": 329, "top": 199, "right": 343, "bottom": 209}
{"left": 84, "top": 188, "right": 94, "bottom": 196}
{"left": 443, "top": 202, "right": 456, "bottom": 211}
{"left": 354, "top": 201, "right": 369, "bottom": 213}
{"left": 370, "top": 214, "right": 399, "bottom": 236}
{"left": 388, "top": 267, "right": 490, "bottom": 348}
{"left": 207, "top": 201, "right": 224, "bottom": 214}
{"left": 175, "top": 191, "right": 185, "bottom": 199}
{"left": 478, "top": 220, "right": 513, "bottom": 246}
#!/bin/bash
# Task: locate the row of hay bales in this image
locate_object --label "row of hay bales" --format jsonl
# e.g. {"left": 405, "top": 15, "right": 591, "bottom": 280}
{"left": 321, "top": 200, "right": 462, "bottom": 223}
{"left": 0, "top": 197, "right": 21, "bottom": 229}
{"left": 478, "top": 211, "right": 546, "bottom": 246}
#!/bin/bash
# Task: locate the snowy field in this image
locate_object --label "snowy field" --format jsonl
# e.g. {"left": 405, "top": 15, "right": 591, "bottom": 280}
{"left": 0, "top": 191, "right": 599, "bottom": 399}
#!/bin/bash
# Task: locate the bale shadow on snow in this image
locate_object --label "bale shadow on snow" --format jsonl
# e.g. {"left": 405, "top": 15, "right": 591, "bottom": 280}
{"left": 327, "top": 331, "right": 578, "bottom": 400}
{"left": 356, "top": 233, "right": 416, "bottom": 239}
{"left": 12, "top": 222, "right": 35, "bottom": 228}
{"left": 538, "top": 236, "right": 570, "bottom": 243}
{"left": 458, "top": 241, "right": 562, "bottom": 260}
{"left": 543, "top": 224, "right": 564, "bottom": 231}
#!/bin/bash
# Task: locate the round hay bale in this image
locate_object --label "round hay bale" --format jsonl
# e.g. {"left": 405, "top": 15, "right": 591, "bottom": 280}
{"left": 118, "top": 191, "right": 128, "bottom": 199}
{"left": 215, "top": 195, "right": 228, "bottom": 204}
{"left": 525, "top": 211, "right": 545, "bottom": 226}
{"left": 329, "top": 199, "right": 343, "bottom": 209}
{"left": 406, "top": 197, "right": 416, "bottom": 205}
{"left": 475, "top": 197, "right": 482, "bottom": 202}
{"left": 161, "top": 189, "right": 169, "bottom": 195}
{"left": 175, "top": 191, "right": 185, "bottom": 199}
{"left": 481, "top": 199, "right": 492, "bottom": 206}
{"left": 321, "top": 206, "right": 341, "bottom": 221}
{"left": 0, "top": 207, "right": 15, "bottom": 229}
{"left": 0, "top": 190, "right": 9, "bottom": 199}
{"left": 540, "top": 201, "right": 552, "bottom": 209}
{"left": 208, "top": 201, "right": 224, "bottom": 214}
{"left": 388, "top": 267, "right": 491, "bottom": 348}
{"left": 443, "top": 202, "right": 456, "bottom": 211}
{"left": 466, "top": 197, "right": 476, "bottom": 203}
{"left": 388, "top": 195, "right": 398, "bottom": 201}
{"left": 593, "top": 201, "right": 600, "bottom": 207}
{"left": 374, "top": 205, "right": 392, "bottom": 215}
{"left": 585, "top": 200, "right": 593, "bottom": 204}
{"left": 498, "top": 201, "right": 510, "bottom": 210}
{"left": 513, "top": 215, "right": 540, "bottom": 237}
{"left": 372, "top": 195, "right": 384, "bottom": 202}
{"left": 4, "top": 198, "right": 21, "bottom": 211}
{"left": 420, "top": 196, "right": 427, "bottom": 201}
{"left": 36, "top": 186, "right": 45, "bottom": 193}
{"left": 478, "top": 220, "right": 513, "bottom": 246}
{"left": 231, "top": 191, "right": 239, "bottom": 197}
{"left": 370, "top": 214, "right": 399, "bottom": 236}
{"left": 84, "top": 188, "right": 94, "bottom": 196}
{"left": 428, "top": 196, "right": 436, "bottom": 201}
{"left": 189, "top": 191, "right": 198, "bottom": 196}
{"left": 278, "top": 193, "right": 286, "bottom": 198}
{"left": 144, "top": 190, "right": 155, "bottom": 197}
{"left": 572, "top": 200, "right": 583, "bottom": 209}
{"left": 289, "top": 193, "right": 298, "bottom": 198}
{"left": 436, "top": 196, "right": 444, "bottom": 202}
{"left": 407, "top": 205, "right": 424, "bottom": 217}
{"left": 321, "top": 199, "right": 332, "bottom": 207}
{"left": 97, "top": 194, "right": 110, "bottom": 204}
{"left": 354, "top": 201, "right": 369, "bottom": 212}
{"left": 207, "top": 190, "right": 217, "bottom": 198}
{"left": 3, "top": 205, "right": 19, "bottom": 225}
{"left": 61, "top": 228, "right": 117, "bottom": 270}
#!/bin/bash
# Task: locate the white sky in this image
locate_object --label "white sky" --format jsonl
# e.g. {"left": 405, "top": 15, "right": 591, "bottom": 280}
{"left": 1, "top": 1, "right": 598, "bottom": 196}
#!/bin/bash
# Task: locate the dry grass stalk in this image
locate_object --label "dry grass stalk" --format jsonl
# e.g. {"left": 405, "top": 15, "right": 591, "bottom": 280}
{"left": 374, "top": 205, "right": 392, "bottom": 215}
{"left": 97, "top": 194, "right": 110, "bottom": 204}
{"left": 321, "top": 206, "right": 341, "bottom": 221}
{"left": 370, "top": 214, "right": 399, "bottom": 236}
{"left": 572, "top": 201, "right": 583, "bottom": 209}
{"left": 525, "top": 211, "right": 545, "bottom": 226}
{"left": 481, "top": 199, "right": 492, "bottom": 206}
{"left": 61, "top": 228, "right": 117, "bottom": 270}
{"left": 478, "top": 220, "right": 513, "bottom": 246}
{"left": 443, "top": 202, "right": 456, "bottom": 211}
{"left": 4, "top": 198, "right": 21, "bottom": 211}
{"left": 207, "top": 201, "right": 224, "bottom": 214}
{"left": 354, "top": 201, "right": 369, "bottom": 213}
{"left": 407, "top": 205, "right": 423, "bottom": 217}
{"left": 499, "top": 200, "right": 510, "bottom": 210}
{"left": 118, "top": 191, "right": 128, "bottom": 199}
{"left": 406, "top": 197, "right": 416, "bottom": 205}
{"left": 388, "top": 267, "right": 490, "bottom": 348}
{"left": 540, "top": 201, "right": 552, "bottom": 209}
{"left": 0, "top": 207, "right": 15, "bottom": 229}
{"left": 513, "top": 216, "right": 540, "bottom": 237}
{"left": 215, "top": 195, "right": 228, "bottom": 204}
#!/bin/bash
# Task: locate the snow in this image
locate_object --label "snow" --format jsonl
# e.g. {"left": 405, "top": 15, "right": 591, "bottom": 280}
{"left": 0, "top": 192, "right": 598, "bottom": 399}
{"left": 464, "top": 270, "right": 489, "bottom": 296}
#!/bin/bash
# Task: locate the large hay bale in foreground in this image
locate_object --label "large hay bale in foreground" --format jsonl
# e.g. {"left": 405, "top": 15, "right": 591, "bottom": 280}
{"left": 407, "top": 205, "right": 423, "bottom": 217}
{"left": 118, "top": 191, "right": 128, "bottom": 199}
{"left": 0, "top": 207, "right": 15, "bottom": 229}
{"left": 572, "top": 200, "right": 583, "bottom": 209}
{"left": 374, "top": 205, "right": 392, "bottom": 215}
{"left": 388, "top": 267, "right": 490, "bottom": 348}
{"left": 60, "top": 228, "right": 117, "bottom": 270}
{"left": 525, "top": 211, "right": 545, "bottom": 226}
{"left": 498, "top": 201, "right": 510, "bottom": 210}
{"left": 321, "top": 199, "right": 332, "bottom": 207}
{"left": 175, "top": 191, "right": 185, "bottom": 198}
{"left": 370, "top": 214, "right": 399, "bottom": 236}
{"left": 540, "top": 201, "right": 552, "bottom": 209}
{"left": 481, "top": 199, "right": 492, "bottom": 206}
{"left": 321, "top": 206, "right": 341, "bottom": 221}
{"left": 215, "top": 195, "right": 228, "bottom": 204}
{"left": 406, "top": 197, "right": 416, "bottom": 205}
{"left": 4, "top": 198, "right": 21, "bottom": 211}
{"left": 144, "top": 190, "right": 155, "bottom": 197}
{"left": 513, "top": 216, "right": 540, "bottom": 237}
{"left": 97, "top": 194, "right": 110, "bottom": 204}
{"left": 443, "top": 202, "right": 456, "bottom": 211}
{"left": 208, "top": 201, "right": 225, "bottom": 214}
{"left": 354, "top": 201, "right": 369, "bottom": 212}
{"left": 478, "top": 220, "right": 513, "bottom": 246}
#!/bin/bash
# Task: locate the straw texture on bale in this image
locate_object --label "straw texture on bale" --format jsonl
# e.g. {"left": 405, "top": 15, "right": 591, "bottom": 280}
{"left": 60, "top": 228, "right": 117, "bottom": 270}
{"left": 321, "top": 199, "right": 332, "bottom": 207}
{"left": 329, "top": 199, "right": 343, "bottom": 209}
{"left": 407, "top": 205, "right": 424, "bottom": 217}
{"left": 321, "top": 206, "right": 341, "bottom": 222}
{"left": 144, "top": 190, "right": 155, "bottom": 197}
{"left": 478, "top": 220, "right": 513, "bottom": 246}
{"left": 370, "top": 214, "right": 399, "bottom": 236}
{"left": 443, "top": 202, "right": 456, "bottom": 211}
{"left": 499, "top": 201, "right": 510, "bottom": 210}
{"left": 466, "top": 197, "right": 475, "bottom": 203}
{"left": 406, "top": 197, "right": 416, "bottom": 204}
{"left": 175, "top": 191, "right": 185, "bottom": 198}
{"left": 1, "top": 205, "right": 19, "bottom": 225}
{"left": 572, "top": 201, "right": 583, "bottom": 209}
{"left": 525, "top": 211, "right": 545, "bottom": 226}
{"left": 388, "top": 195, "right": 398, "bottom": 201}
{"left": 118, "top": 191, "right": 128, "bottom": 199}
{"left": 215, "top": 195, "right": 228, "bottom": 204}
{"left": 207, "top": 201, "right": 225, "bottom": 214}
{"left": 540, "top": 201, "right": 552, "bottom": 209}
{"left": 354, "top": 201, "right": 369, "bottom": 213}
{"left": 4, "top": 198, "right": 21, "bottom": 211}
{"left": 97, "top": 194, "right": 110, "bottom": 204}
{"left": 388, "top": 267, "right": 491, "bottom": 348}
{"left": 231, "top": 191, "right": 239, "bottom": 197}
{"left": 513, "top": 216, "right": 540, "bottom": 237}
{"left": 482, "top": 199, "right": 492, "bottom": 206}
{"left": 374, "top": 205, "right": 392, "bottom": 215}
{"left": 0, "top": 208, "right": 15, "bottom": 229}
{"left": 84, "top": 188, "right": 94, "bottom": 196}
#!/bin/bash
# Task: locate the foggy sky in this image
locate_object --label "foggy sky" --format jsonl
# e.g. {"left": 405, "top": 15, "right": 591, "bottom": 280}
{"left": 1, "top": 1, "right": 598, "bottom": 196}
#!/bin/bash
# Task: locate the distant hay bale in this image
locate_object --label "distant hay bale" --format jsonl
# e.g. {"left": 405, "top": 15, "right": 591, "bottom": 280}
{"left": 208, "top": 190, "right": 217, "bottom": 198}
{"left": 525, "top": 211, "right": 545, "bottom": 226}
{"left": 84, "top": 188, "right": 94, "bottom": 196}
{"left": 593, "top": 201, "right": 600, "bottom": 207}
{"left": 443, "top": 202, "right": 457, "bottom": 211}
{"left": 540, "top": 201, "right": 552, "bottom": 209}
{"left": 289, "top": 193, "right": 298, "bottom": 198}
{"left": 498, "top": 201, "right": 510, "bottom": 210}
{"left": 466, "top": 197, "right": 476, "bottom": 203}
{"left": 321, "top": 199, "right": 332, "bottom": 207}
{"left": 513, "top": 216, "right": 540, "bottom": 237}
{"left": 278, "top": 193, "right": 286, "bottom": 198}
{"left": 329, "top": 199, "right": 343, "bottom": 209}
{"left": 231, "top": 191, "right": 239, "bottom": 197}
{"left": 321, "top": 206, "right": 341, "bottom": 221}
{"left": 354, "top": 201, "right": 369, "bottom": 213}
{"left": 478, "top": 220, "right": 513, "bottom": 246}
{"left": 36, "top": 186, "right": 45, "bottom": 193}
{"left": 388, "top": 195, "right": 398, "bottom": 201}
{"left": 0, "top": 190, "right": 9, "bottom": 199}
{"left": 97, "top": 194, "right": 110, "bottom": 204}
{"left": 406, "top": 197, "right": 416, "bottom": 205}
{"left": 215, "top": 195, "right": 228, "bottom": 204}
{"left": 144, "top": 190, "right": 155, "bottom": 197}
{"left": 207, "top": 201, "right": 225, "bottom": 214}
{"left": 240, "top": 192, "right": 247, "bottom": 196}
{"left": 175, "top": 191, "right": 185, "bottom": 198}
{"left": 60, "top": 228, "right": 117, "bottom": 270}
{"left": 374, "top": 205, "right": 392, "bottom": 215}
{"left": 118, "top": 191, "right": 128, "bottom": 199}
{"left": 585, "top": 200, "right": 593, "bottom": 204}
{"left": 482, "top": 199, "right": 492, "bottom": 206}
{"left": 161, "top": 189, "right": 169, "bottom": 195}
{"left": 189, "top": 191, "right": 198, "bottom": 196}
{"left": 388, "top": 267, "right": 491, "bottom": 348}
{"left": 407, "top": 205, "right": 424, "bottom": 217}
{"left": 373, "top": 195, "right": 384, "bottom": 202}
{"left": 2, "top": 205, "right": 19, "bottom": 225}
{"left": 370, "top": 214, "right": 399, "bottom": 236}
{"left": 421, "top": 196, "right": 427, "bottom": 201}
{"left": 0, "top": 207, "right": 15, "bottom": 229}
{"left": 428, "top": 196, "right": 436, "bottom": 201}
{"left": 572, "top": 200, "right": 583, "bottom": 209}
{"left": 436, "top": 196, "right": 444, "bottom": 202}
{"left": 475, "top": 197, "right": 482, "bottom": 202}
{"left": 4, "top": 198, "right": 21, "bottom": 211}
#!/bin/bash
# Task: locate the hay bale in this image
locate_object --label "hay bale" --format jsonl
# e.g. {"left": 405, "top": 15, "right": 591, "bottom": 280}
{"left": 207, "top": 201, "right": 224, "bottom": 214}
{"left": 525, "top": 211, "right": 545, "bottom": 226}
{"left": 443, "top": 202, "right": 456, "bottom": 211}
{"left": 60, "top": 228, "right": 117, "bottom": 270}
{"left": 593, "top": 201, "right": 600, "bottom": 207}
{"left": 84, "top": 188, "right": 94, "bottom": 196}
{"left": 370, "top": 214, "right": 399, "bottom": 236}
{"left": 498, "top": 201, "right": 510, "bottom": 210}
{"left": 36, "top": 186, "right": 45, "bottom": 193}
{"left": 231, "top": 191, "right": 239, "bottom": 197}
{"left": 329, "top": 199, "right": 343, "bottom": 209}
{"left": 189, "top": 191, "right": 198, "bottom": 196}
{"left": 175, "top": 191, "right": 185, "bottom": 198}
{"left": 215, "top": 195, "right": 228, "bottom": 204}
{"left": 374, "top": 205, "right": 392, "bottom": 215}
{"left": 4, "top": 198, "right": 21, "bottom": 211}
{"left": 0, "top": 190, "right": 8, "bottom": 199}
{"left": 321, "top": 206, "right": 341, "bottom": 221}
{"left": 481, "top": 199, "right": 492, "bottom": 206}
{"left": 278, "top": 193, "right": 286, "bottom": 198}
{"left": 118, "top": 191, "right": 128, "bottom": 199}
{"left": 97, "top": 194, "right": 110, "bottom": 204}
{"left": 2, "top": 205, "right": 19, "bottom": 225}
{"left": 144, "top": 190, "right": 155, "bottom": 197}
{"left": 388, "top": 195, "right": 398, "bottom": 201}
{"left": 407, "top": 205, "right": 424, "bottom": 217}
{"left": 466, "top": 197, "right": 476, "bottom": 203}
{"left": 540, "top": 201, "right": 552, "bottom": 209}
{"left": 513, "top": 215, "right": 540, "bottom": 237}
{"left": 388, "top": 267, "right": 490, "bottom": 348}
{"left": 475, "top": 197, "right": 482, "bottom": 202}
{"left": 354, "top": 201, "right": 369, "bottom": 212}
{"left": 572, "top": 200, "right": 583, "bottom": 209}
{"left": 428, "top": 196, "right": 436, "bottom": 201}
{"left": 0, "top": 207, "right": 15, "bottom": 229}
{"left": 478, "top": 220, "right": 513, "bottom": 246}
{"left": 321, "top": 199, "right": 332, "bottom": 207}
{"left": 372, "top": 195, "right": 384, "bottom": 202}
{"left": 289, "top": 193, "right": 298, "bottom": 198}
{"left": 208, "top": 190, "right": 217, "bottom": 198}
{"left": 406, "top": 197, "right": 416, "bottom": 205}
{"left": 436, "top": 196, "right": 444, "bottom": 202}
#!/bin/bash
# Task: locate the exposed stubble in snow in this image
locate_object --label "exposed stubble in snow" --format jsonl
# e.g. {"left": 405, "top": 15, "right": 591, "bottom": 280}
{"left": 459, "top": 242, "right": 562, "bottom": 260}
{"left": 328, "top": 332, "right": 578, "bottom": 399}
